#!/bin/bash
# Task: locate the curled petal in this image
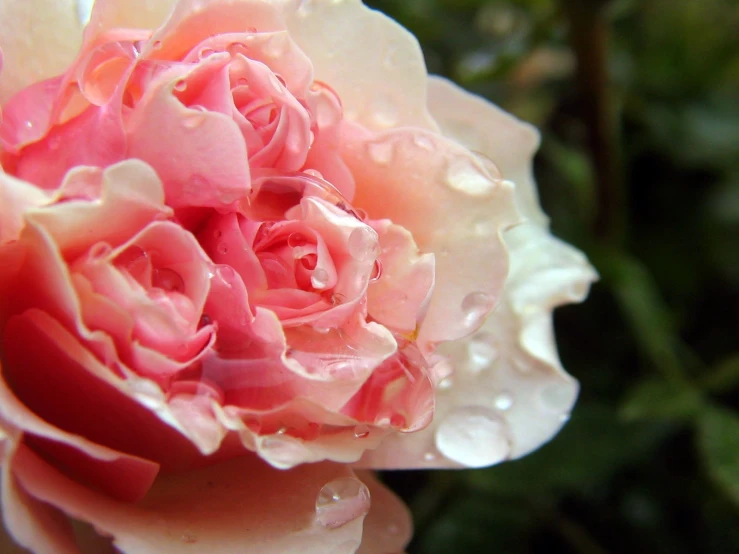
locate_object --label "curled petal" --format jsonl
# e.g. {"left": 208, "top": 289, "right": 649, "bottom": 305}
{"left": 9, "top": 444, "right": 370, "bottom": 554}
{"left": 343, "top": 124, "right": 519, "bottom": 348}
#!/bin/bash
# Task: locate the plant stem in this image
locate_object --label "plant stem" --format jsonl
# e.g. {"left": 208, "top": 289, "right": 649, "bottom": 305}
{"left": 561, "top": 0, "right": 626, "bottom": 245}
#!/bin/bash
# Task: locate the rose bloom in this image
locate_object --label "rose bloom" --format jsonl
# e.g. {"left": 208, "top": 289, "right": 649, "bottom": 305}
{"left": 0, "top": 0, "right": 596, "bottom": 552}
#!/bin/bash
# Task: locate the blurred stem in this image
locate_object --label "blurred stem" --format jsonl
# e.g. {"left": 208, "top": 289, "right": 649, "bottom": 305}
{"left": 539, "top": 505, "right": 611, "bottom": 554}
{"left": 561, "top": 0, "right": 626, "bottom": 245}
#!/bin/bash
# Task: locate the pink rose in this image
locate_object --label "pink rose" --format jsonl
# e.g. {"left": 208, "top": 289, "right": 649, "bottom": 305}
{"left": 0, "top": 0, "right": 596, "bottom": 553}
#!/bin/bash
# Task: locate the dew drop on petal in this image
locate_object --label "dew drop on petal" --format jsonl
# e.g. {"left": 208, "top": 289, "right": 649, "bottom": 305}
{"left": 370, "top": 96, "right": 399, "bottom": 128}
{"left": 76, "top": 0, "right": 94, "bottom": 25}
{"left": 370, "top": 260, "right": 383, "bottom": 282}
{"left": 494, "top": 391, "right": 514, "bottom": 411}
{"left": 367, "top": 140, "right": 395, "bottom": 166}
{"left": 311, "top": 268, "right": 329, "bottom": 289}
{"left": 467, "top": 332, "right": 498, "bottom": 372}
{"left": 173, "top": 79, "right": 187, "bottom": 92}
{"left": 180, "top": 533, "right": 197, "bottom": 544}
{"left": 413, "top": 134, "right": 434, "bottom": 151}
{"left": 152, "top": 268, "right": 184, "bottom": 293}
{"left": 438, "top": 377, "right": 454, "bottom": 390}
{"left": 217, "top": 242, "right": 228, "bottom": 255}
{"left": 540, "top": 382, "right": 577, "bottom": 413}
{"left": 435, "top": 406, "right": 511, "bottom": 467}
{"left": 315, "top": 477, "right": 371, "bottom": 529}
{"left": 423, "top": 451, "right": 437, "bottom": 462}
{"left": 348, "top": 226, "right": 379, "bottom": 261}
{"left": 445, "top": 157, "right": 497, "bottom": 195}
{"left": 461, "top": 291, "right": 494, "bottom": 329}
{"left": 184, "top": 112, "right": 206, "bottom": 129}
{"left": 353, "top": 424, "right": 370, "bottom": 439}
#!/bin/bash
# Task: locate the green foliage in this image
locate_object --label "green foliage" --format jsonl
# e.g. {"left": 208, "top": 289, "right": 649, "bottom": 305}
{"left": 365, "top": 0, "right": 739, "bottom": 551}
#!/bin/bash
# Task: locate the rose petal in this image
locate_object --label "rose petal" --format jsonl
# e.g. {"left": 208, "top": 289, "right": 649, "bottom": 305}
{"left": 10, "top": 444, "right": 370, "bottom": 554}
{"left": 0, "top": 0, "right": 83, "bottom": 103}
{"left": 427, "top": 75, "right": 547, "bottom": 226}
{"left": 367, "top": 219, "right": 435, "bottom": 334}
{"left": 126, "top": 60, "right": 251, "bottom": 209}
{"left": 0, "top": 169, "right": 48, "bottom": 244}
{"left": 356, "top": 81, "right": 597, "bottom": 469}
{"left": 343, "top": 124, "right": 519, "bottom": 348}
{"left": 281, "top": 0, "right": 438, "bottom": 131}
{"left": 356, "top": 470, "right": 412, "bottom": 554}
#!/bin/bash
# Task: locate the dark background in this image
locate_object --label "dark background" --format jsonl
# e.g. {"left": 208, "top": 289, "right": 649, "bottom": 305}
{"left": 363, "top": 1, "right": 739, "bottom": 552}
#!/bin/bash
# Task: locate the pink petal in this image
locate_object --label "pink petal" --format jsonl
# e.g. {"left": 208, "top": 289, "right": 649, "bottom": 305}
{"left": 0, "top": 169, "right": 48, "bottom": 244}
{"left": 357, "top": 80, "right": 597, "bottom": 470}
{"left": 126, "top": 61, "right": 252, "bottom": 209}
{"left": 427, "top": 76, "right": 548, "bottom": 226}
{"left": 367, "top": 219, "right": 435, "bottom": 334}
{"left": 11, "top": 444, "right": 371, "bottom": 554}
{"left": 342, "top": 124, "right": 519, "bottom": 348}
{"left": 356, "top": 471, "right": 412, "bottom": 554}
{"left": 0, "top": 1, "right": 83, "bottom": 103}
{"left": 280, "top": 0, "right": 438, "bottom": 131}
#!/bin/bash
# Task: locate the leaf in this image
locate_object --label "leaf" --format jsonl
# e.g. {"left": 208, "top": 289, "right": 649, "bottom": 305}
{"left": 697, "top": 406, "right": 739, "bottom": 506}
{"left": 621, "top": 378, "right": 703, "bottom": 422}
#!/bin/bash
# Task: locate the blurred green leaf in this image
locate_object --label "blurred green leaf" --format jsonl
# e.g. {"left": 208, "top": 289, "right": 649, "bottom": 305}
{"left": 697, "top": 406, "right": 739, "bottom": 506}
{"left": 594, "top": 249, "right": 686, "bottom": 381}
{"left": 701, "top": 355, "right": 739, "bottom": 394}
{"left": 621, "top": 378, "right": 703, "bottom": 422}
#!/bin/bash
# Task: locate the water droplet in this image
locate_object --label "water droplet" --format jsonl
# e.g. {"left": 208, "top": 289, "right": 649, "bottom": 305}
{"left": 353, "top": 424, "right": 370, "bottom": 439}
{"left": 467, "top": 332, "right": 498, "bottom": 372}
{"left": 199, "top": 47, "right": 217, "bottom": 59}
{"left": 214, "top": 265, "right": 236, "bottom": 288}
{"left": 180, "top": 532, "right": 197, "bottom": 544}
{"left": 315, "top": 477, "right": 370, "bottom": 529}
{"left": 367, "top": 141, "right": 394, "bottom": 166}
{"left": 287, "top": 233, "right": 308, "bottom": 249}
{"left": 446, "top": 157, "right": 496, "bottom": 195}
{"left": 152, "top": 40, "right": 162, "bottom": 50}
{"left": 217, "top": 242, "right": 228, "bottom": 255}
{"left": 369, "top": 96, "right": 399, "bottom": 128}
{"left": 311, "top": 268, "right": 329, "bottom": 289}
{"left": 76, "top": 0, "right": 94, "bottom": 25}
{"left": 423, "top": 451, "right": 437, "bottom": 462}
{"left": 152, "top": 268, "right": 185, "bottom": 293}
{"left": 264, "top": 33, "right": 289, "bottom": 58}
{"left": 213, "top": 229, "right": 222, "bottom": 239}
{"left": 24, "top": 120, "right": 33, "bottom": 129}
{"left": 435, "top": 406, "right": 511, "bottom": 467}
{"left": 227, "top": 42, "right": 249, "bottom": 58}
{"left": 370, "top": 260, "right": 383, "bottom": 282}
{"left": 184, "top": 112, "right": 206, "bottom": 129}
{"left": 438, "top": 377, "right": 454, "bottom": 390}
{"left": 494, "top": 391, "right": 514, "bottom": 411}
{"left": 173, "top": 79, "right": 187, "bottom": 92}
{"left": 461, "top": 291, "right": 494, "bottom": 329}
{"left": 347, "top": 226, "right": 379, "bottom": 261}
{"left": 540, "top": 382, "right": 577, "bottom": 412}
{"left": 413, "top": 134, "right": 434, "bottom": 151}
